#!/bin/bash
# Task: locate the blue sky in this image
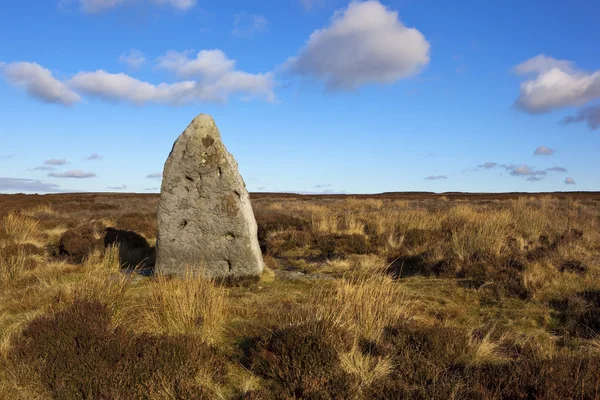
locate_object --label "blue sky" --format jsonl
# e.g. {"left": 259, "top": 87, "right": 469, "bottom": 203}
{"left": 1, "top": 0, "right": 599, "bottom": 194}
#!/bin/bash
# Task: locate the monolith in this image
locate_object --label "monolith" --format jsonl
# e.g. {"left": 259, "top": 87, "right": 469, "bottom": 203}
{"left": 155, "top": 114, "right": 264, "bottom": 279}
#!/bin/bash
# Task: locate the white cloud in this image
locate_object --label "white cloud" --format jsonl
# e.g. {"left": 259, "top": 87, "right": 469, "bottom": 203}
{"left": 0, "top": 62, "right": 80, "bottom": 105}
{"left": 48, "top": 170, "right": 97, "bottom": 178}
{"left": 232, "top": 13, "right": 268, "bottom": 37}
{"left": 5, "top": 48, "right": 274, "bottom": 106}
{"left": 118, "top": 49, "right": 146, "bottom": 70}
{"left": 514, "top": 54, "right": 600, "bottom": 113}
{"left": 562, "top": 105, "right": 600, "bottom": 130}
{"left": 210, "top": 70, "right": 275, "bottom": 102}
{"left": 45, "top": 158, "right": 68, "bottom": 165}
{"left": 565, "top": 177, "right": 576, "bottom": 185}
{"left": 156, "top": 50, "right": 275, "bottom": 102}
{"left": 425, "top": 175, "right": 447, "bottom": 180}
{"left": 75, "top": 0, "right": 195, "bottom": 13}
{"left": 513, "top": 54, "right": 574, "bottom": 75}
{"left": 147, "top": 172, "right": 162, "bottom": 179}
{"left": 534, "top": 146, "right": 554, "bottom": 156}
{"left": 157, "top": 50, "right": 235, "bottom": 79}
{"left": 107, "top": 184, "right": 127, "bottom": 190}
{"left": 69, "top": 70, "right": 198, "bottom": 105}
{"left": 286, "top": 0, "right": 430, "bottom": 90}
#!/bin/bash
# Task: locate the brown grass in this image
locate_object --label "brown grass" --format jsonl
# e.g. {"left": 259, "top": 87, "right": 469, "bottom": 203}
{"left": 1, "top": 192, "right": 599, "bottom": 398}
{"left": 141, "top": 268, "right": 228, "bottom": 345}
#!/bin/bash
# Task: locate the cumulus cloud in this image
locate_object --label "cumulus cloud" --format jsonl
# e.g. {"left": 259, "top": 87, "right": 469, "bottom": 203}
{"left": 562, "top": 105, "right": 600, "bottom": 130}
{"left": 286, "top": 0, "right": 430, "bottom": 90}
{"left": 157, "top": 50, "right": 234, "bottom": 78}
{"left": 74, "top": 0, "right": 196, "bottom": 13}
{"left": 147, "top": 172, "right": 162, "bottom": 179}
{"left": 513, "top": 54, "right": 574, "bottom": 75}
{"left": 86, "top": 153, "right": 103, "bottom": 160}
{"left": 45, "top": 158, "right": 68, "bottom": 165}
{"left": 565, "top": 177, "right": 576, "bottom": 185}
{"left": 514, "top": 54, "right": 600, "bottom": 114}
{"left": 547, "top": 166, "right": 567, "bottom": 173}
{"left": 69, "top": 71, "right": 197, "bottom": 105}
{"left": 118, "top": 49, "right": 146, "bottom": 70}
{"left": 534, "top": 146, "right": 554, "bottom": 156}
{"left": 48, "top": 170, "right": 96, "bottom": 178}
{"left": 0, "top": 177, "right": 64, "bottom": 193}
{"left": 232, "top": 13, "right": 268, "bottom": 37}
{"left": 5, "top": 47, "right": 274, "bottom": 106}
{"left": 527, "top": 176, "right": 543, "bottom": 182}
{"left": 425, "top": 175, "right": 447, "bottom": 180}
{"left": 156, "top": 50, "right": 275, "bottom": 102}
{"left": 0, "top": 62, "right": 80, "bottom": 105}
{"left": 72, "top": 70, "right": 272, "bottom": 105}
{"left": 107, "top": 185, "right": 127, "bottom": 190}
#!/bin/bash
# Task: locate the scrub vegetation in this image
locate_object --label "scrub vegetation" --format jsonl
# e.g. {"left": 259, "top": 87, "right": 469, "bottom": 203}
{"left": 1, "top": 192, "right": 599, "bottom": 399}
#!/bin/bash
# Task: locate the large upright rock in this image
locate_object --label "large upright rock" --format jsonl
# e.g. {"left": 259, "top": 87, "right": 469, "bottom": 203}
{"left": 156, "top": 114, "right": 264, "bottom": 279}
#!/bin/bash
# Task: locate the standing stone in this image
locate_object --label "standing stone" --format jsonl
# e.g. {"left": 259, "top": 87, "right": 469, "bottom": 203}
{"left": 156, "top": 114, "right": 264, "bottom": 279}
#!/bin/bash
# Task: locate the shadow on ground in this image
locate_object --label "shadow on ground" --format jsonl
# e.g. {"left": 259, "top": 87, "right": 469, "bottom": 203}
{"left": 104, "top": 228, "right": 155, "bottom": 276}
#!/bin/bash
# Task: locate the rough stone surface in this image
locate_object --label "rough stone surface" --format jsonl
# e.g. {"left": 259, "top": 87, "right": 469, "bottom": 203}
{"left": 156, "top": 114, "right": 264, "bottom": 279}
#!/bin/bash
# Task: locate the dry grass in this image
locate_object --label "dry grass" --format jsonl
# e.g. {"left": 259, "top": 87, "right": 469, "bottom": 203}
{"left": 339, "top": 347, "right": 393, "bottom": 389}
{"left": 1, "top": 213, "right": 43, "bottom": 246}
{"left": 141, "top": 268, "right": 228, "bottom": 344}
{"left": 1, "top": 192, "right": 600, "bottom": 398}
{"left": 448, "top": 205, "right": 512, "bottom": 260}
{"left": 0, "top": 248, "right": 29, "bottom": 287}
{"left": 21, "top": 204, "right": 56, "bottom": 220}
{"left": 467, "top": 330, "right": 509, "bottom": 366}
{"left": 309, "top": 273, "right": 414, "bottom": 342}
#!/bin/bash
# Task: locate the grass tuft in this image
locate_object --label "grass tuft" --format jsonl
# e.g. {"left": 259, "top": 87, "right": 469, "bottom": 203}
{"left": 142, "top": 268, "right": 228, "bottom": 344}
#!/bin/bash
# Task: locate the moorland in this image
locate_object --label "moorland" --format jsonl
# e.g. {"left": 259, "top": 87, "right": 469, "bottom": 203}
{"left": 1, "top": 192, "right": 599, "bottom": 399}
